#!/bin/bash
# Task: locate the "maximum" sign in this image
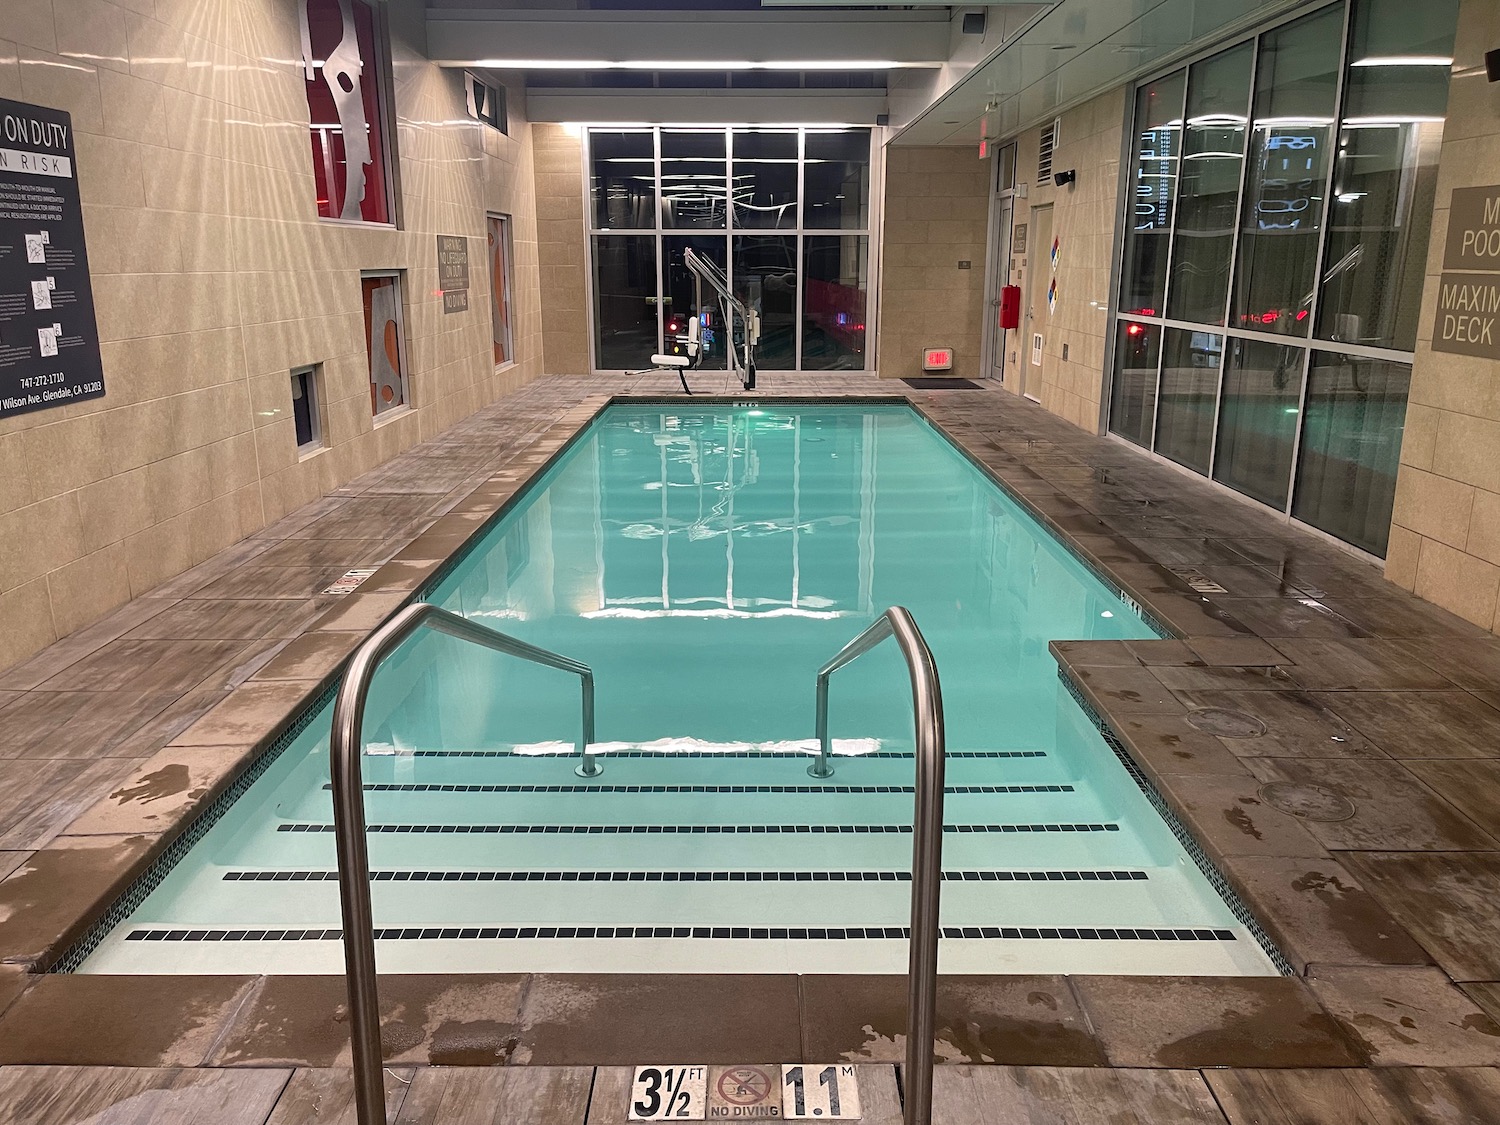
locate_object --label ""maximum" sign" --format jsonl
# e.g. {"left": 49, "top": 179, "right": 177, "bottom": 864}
{"left": 1432, "top": 273, "right": 1500, "bottom": 360}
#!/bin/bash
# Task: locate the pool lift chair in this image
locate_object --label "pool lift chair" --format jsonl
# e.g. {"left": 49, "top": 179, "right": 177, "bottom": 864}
{"left": 635, "top": 246, "right": 759, "bottom": 394}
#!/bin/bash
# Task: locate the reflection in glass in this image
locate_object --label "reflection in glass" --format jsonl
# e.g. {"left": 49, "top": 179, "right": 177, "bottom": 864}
{"left": 661, "top": 130, "right": 727, "bottom": 229}
{"left": 1293, "top": 353, "right": 1410, "bottom": 556}
{"left": 805, "top": 130, "right": 871, "bottom": 229}
{"left": 663, "top": 236, "right": 729, "bottom": 370}
{"left": 735, "top": 235, "right": 798, "bottom": 369}
{"left": 1168, "top": 45, "right": 1252, "bottom": 325}
{"left": 802, "top": 236, "right": 868, "bottom": 370}
{"left": 1317, "top": 0, "right": 1458, "bottom": 351}
{"left": 732, "top": 131, "right": 798, "bottom": 229}
{"left": 1120, "top": 73, "right": 1185, "bottom": 315}
{"left": 592, "top": 236, "right": 657, "bottom": 369}
{"left": 1213, "top": 337, "right": 1305, "bottom": 508}
{"left": 590, "top": 131, "right": 655, "bottom": 229}
{"left": 1231, "top": 7, "right": 1342, "bottom": 336}
{"left": 1108, "top": 321, "right": 1160, "bottom": 448}
{"left": 1154, "top": 329, "right": 1223, "bottom": 474}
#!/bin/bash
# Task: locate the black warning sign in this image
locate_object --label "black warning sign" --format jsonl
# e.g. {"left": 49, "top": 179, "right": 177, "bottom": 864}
{"left": 0, "top": 96, "right": 105, "bottom": 419}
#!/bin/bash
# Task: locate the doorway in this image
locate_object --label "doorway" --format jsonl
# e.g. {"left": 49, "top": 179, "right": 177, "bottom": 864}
{"left": 987, "top": 197, "right": 1013, "bottom": 383}
{"left": 1023, "top": 204, "right": 1053, "bottom": 402}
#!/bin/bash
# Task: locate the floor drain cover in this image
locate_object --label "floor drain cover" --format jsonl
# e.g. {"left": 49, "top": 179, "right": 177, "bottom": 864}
{"left": 1185, "top": 707, "right": 1268, "bottom": 738}
{"left": 1258, "top": 781, "right": 1356, "bottom": 822}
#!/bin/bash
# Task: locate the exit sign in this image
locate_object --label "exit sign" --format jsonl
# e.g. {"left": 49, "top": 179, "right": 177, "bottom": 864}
{"left": 923, "top": 346, "right": 953, "bottom": 372}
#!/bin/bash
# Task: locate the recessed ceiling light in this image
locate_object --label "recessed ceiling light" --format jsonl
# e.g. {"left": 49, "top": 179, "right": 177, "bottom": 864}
{"left": 1050, "top": 44, "right": 1076, "bottom": 51}
{"left": 943, "top": 119, "right": 959, "bottom": 125}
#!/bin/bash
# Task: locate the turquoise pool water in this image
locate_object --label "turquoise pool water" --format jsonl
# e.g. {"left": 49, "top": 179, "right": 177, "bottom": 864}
{"left": 80, "top": 404, "right": 1278, "bottom": 975}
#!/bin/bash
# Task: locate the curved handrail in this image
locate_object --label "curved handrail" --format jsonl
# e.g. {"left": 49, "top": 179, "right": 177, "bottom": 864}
{"left": 810, "top": 607, "right": 946, "bottom": 1125}
{"left": 329, "top": 602, "right": 596, "bottom": 1125}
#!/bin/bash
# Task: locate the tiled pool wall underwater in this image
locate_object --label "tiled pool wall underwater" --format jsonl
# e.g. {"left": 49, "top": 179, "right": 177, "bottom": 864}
{"left": 54, "top": 399, "right": 1291, "bottom": 976}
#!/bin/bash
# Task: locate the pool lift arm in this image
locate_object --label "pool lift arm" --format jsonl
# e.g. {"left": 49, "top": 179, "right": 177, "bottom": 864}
{"left": 639, "top": 246, "right": 759, "bottom": 393}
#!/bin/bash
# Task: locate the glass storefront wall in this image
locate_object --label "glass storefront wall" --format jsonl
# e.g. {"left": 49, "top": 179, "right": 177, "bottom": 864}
{"left": 587, "top": 128, "right": 874, "bottom": 372}
{"left": 1106, "top": 0, "right": 1456, "bottom": 558}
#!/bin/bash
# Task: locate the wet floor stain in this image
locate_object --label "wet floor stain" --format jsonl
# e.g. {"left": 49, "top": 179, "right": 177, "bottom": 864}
{"left": 110, "top": 764, "right": 194, "bottom": 806}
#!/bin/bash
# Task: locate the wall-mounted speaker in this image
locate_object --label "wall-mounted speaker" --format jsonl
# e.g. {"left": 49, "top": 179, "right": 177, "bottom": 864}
{"left": 1486, "top": 48, "right": 1500, "bottom": 82}
{"left": 962, "top": 11, "right": 987, "bottom": 35}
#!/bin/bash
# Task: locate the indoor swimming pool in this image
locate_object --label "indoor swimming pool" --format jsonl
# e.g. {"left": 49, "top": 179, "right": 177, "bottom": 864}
{"left": 76, "top": 403, "right": 1279, "bottom": 976}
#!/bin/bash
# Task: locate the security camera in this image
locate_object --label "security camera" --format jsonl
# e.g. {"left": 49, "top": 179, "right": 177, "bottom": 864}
{"left": 1053, "top": 169, "right": 1077, "bottom": 188}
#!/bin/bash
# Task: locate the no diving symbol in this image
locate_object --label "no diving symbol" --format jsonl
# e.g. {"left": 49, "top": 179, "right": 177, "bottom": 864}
{"left": 713, "top": 1067, "right": 779, "bottom": 1117}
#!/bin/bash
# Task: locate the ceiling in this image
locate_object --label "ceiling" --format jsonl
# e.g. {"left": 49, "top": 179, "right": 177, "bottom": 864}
{"left": 891, "top": 0, "right": 1315, "bottom": 146}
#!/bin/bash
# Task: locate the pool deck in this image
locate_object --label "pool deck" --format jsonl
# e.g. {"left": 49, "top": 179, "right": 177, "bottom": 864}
{"left": 3, "top": 373, "right": 1500, "bottom": 1122}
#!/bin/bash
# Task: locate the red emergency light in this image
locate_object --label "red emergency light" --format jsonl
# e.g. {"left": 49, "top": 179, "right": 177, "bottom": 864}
{"left": 923, "top": 347, "right": 954, "bottom": 372}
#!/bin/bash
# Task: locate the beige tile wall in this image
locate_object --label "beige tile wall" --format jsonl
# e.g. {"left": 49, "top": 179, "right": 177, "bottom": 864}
{"left": 878, "top": 145, "right": 990, "bottom": 380}
{"left": 0, "top": 0, "right": 546, "bottom": 672}
{"left": 1384, "top": 0, "right": 1500, "bottom": 631}
{"left": 1002, "top": 89, "right": 1126, "bottom": 432}
{"left": 534, "top": 125, "right": 591, "bottom": 375}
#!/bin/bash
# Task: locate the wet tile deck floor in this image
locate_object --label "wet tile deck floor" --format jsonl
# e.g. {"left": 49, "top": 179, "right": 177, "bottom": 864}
{"left": 2, "top": 374, "right": 1500, "bottom": 1119}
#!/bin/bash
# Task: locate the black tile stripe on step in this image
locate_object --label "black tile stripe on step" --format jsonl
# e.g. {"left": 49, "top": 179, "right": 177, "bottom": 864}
{"left": 324, "top": 783, "right": 1075, "bottom": 794}
{"left": 124, "top": 924, "right": 1236, "bottom": 942}
{"left": 276, "top": 822, "right": 1122, "bottom": 835}
{"left": 223, "top": 868, "right": 1150, "bottom": 883}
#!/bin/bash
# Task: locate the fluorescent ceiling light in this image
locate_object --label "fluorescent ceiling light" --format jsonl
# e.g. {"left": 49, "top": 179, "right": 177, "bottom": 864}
{"left": 1350, "top": 55, "right": 1453, "bottom": 67}
{"left": 475, "top": 58, "right": 926, "bottom": 70}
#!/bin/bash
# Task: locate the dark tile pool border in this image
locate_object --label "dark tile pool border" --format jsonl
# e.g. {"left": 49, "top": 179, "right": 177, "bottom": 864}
{"left": 1058, "top": 671, "right": 1296, "bottom": 976}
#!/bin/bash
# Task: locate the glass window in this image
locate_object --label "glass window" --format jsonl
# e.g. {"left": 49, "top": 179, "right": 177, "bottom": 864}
{"left": 1120, "top": 73, "right": 1185, "bottom": 316}
{"left": 661, "top": 130, "right": 727, "bottom": 229}
{"left": 361, "top": 273, "right": 407, "bottom": 415}
{"left": 1212, "top": 337, "right": 1305, "bottom": 508}
{"left": 1231, "top": 7, "right": 1343, "bottom": 336}
{"left": 804, "top": 130, "right": 871, "bottom": 230}
{"left": 734, "top": 235, "right": 797, "bottom": 369}
{"left": 291, "top": 366, "right": 322, "bottom": 453}
{"left": 465, "top": 72, "right": 506, "bottom": 133}
{"left": 802, "top": 236, "right": 868, "bottom": 370}
{"left": 591, "top": 131, "right": 655, "bottom": 229}
{"left": 487, "top": 215, "right": 514, "bottom": 368}
{"left": 592, "top": 236, "right": 657, "bottom": 370}
{"left": 1317, "top": 0, "right": 1458, "bottom": 351}
{"left": 302, "top": 0, "right": 392, "bottom": 224}
{"left": 1154, "top": 329, "right": 1223, "bottom": 474}
{"left": 1107, "top": 321, "right": 1160, "bottom": 448}
{"left": 732, "top": 130, "right": 798, "bottom": 229}
{"left": 1292, "top": 351, "right": 1410, "bottom": 555}
{"left": 663, "top": 237, "right": 729, "bottom": 370}
{"left": 1167, "top": 44, "right": 1252, "bottom": 325}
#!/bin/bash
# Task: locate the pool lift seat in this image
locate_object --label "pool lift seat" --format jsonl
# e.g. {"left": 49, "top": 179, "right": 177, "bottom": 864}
{"left": 636, "top": 246, "right": 759, "bottom": 394}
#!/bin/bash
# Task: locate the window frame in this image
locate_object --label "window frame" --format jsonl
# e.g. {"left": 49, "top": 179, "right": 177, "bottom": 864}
{"left": 359, "top": 269, "right": 412, "bottom": 420}
{"left": 290, "top": 364, "right": 326, "bottom": 457}
{"left": 582, "top": 126, "right": 883, "bottom": 374}
{"left": 466, "top": 71, "right": 508, "bottom": 135}
{"left": 487, "top": 212, "right": 517, "bottom": 371}
{"left": 1098, "top": 0, "right": 1451, "bottom": 560}
{"left": 301, "top": 0, "right": 402, "bottom": 228}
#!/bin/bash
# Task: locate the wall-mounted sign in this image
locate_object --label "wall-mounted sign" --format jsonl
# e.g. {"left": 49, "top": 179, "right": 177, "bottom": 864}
{"left": 437, "top": 233, "right": 470, "bottom": 315}
{"left": 1434, "top": 185, "right": 1500, "bottom": 360}
{"left": 1444, "top": 185, "right": 1500, "bottom": 270}
{"left": 1012, "top": 222, "right": 1027, "bottom": 255}
{"left": 0, "top": 97, "right": 104, "bottom": 419}
{"left": 1433, "top": 274, "right": 1500, "bottom": 360}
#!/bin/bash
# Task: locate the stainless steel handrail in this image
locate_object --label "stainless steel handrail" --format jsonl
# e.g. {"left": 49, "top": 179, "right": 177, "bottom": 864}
{"left": 329, "top": 602, "right": 597, "bottom": 1125}
{"left": 810, "top": 607, "right": 946, "bottom": 1125}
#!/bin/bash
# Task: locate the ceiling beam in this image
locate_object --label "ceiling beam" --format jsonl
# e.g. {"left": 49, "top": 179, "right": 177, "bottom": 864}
{"left": 425, "top": 9, "right": 952, "bottom": 69}
{"left": 525, "top": 88, "right": 887, "bottom": 126}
